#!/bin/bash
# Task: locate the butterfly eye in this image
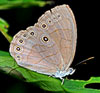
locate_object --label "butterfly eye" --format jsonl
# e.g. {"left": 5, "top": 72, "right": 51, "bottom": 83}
{"left": 21, "top": 32, "right": 29, "bottom": 39}
{"left": 17, "top": 30, "right": 28, "bottom": 39}
{"left": 29, "top": 31, "right": 36, "bottom": 37}
{"left": 16, "top": 55, "right": 20, "bottom": 60}
{"left": 56, "top": 13, "right": 62, "bottom": 20}
{"left": 23, "top": 34, "right": 27, "bottom": 37}
{"left": 48, "top": 20, "right": 51, "bottom": 23}
{"left": 40, "top": 34, "right": 54, "bottom": 47}
{"left": 14, "top": 46, "right": 23, "bottom": 53}
{"left": 19, "top": 39, "right": 23, "bottom": 43}
{"left": 42, "top": 36, "right": 49, "bottom": 42}
{"left": 42, "top": 24, "right": 46, "bottom": 28}
{"left": 17, "top": 38, "right": 25, "bottom": 45}
{"left": 30, "top": 31, "right": 34, "bottom": 35}
{"left": 15, "top": 54, "right": 22, "bottom": 62}
{"left": 26, "top": 26, "right": 37, "bottom": 37}
{"left": 28, "top": 30, "right": 37, "bottom": 38}
{"left": 16, "top": 47, "right": 21, "bottom": 51}
{"left": 46, "top": 18, "right": 53, "bottom": 25}
{"left": 51, "top": 15, "right": 58, "bottom": 22}
{"left": 41, "top": 23, "right": 47, "bottom": 29}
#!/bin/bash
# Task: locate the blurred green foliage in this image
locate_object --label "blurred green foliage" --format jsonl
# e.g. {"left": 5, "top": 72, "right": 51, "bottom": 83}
{"left": 0, "top": 18, "right": 12, "bottom": 42}
{"left": 0, "top": 0, "right": 53, "bottom": 9}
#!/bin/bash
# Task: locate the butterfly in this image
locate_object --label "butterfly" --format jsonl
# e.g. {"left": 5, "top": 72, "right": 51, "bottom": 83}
{"left": 9, "top": 4, "right": 77, "bottom": 83}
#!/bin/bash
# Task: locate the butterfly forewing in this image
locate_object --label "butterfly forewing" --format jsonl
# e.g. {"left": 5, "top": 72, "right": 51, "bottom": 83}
{"left": 37, "top": 4, "right": 77, "bottom": 70}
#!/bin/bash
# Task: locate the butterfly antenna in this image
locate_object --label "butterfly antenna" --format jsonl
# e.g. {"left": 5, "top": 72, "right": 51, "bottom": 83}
{"left": 74, "top": 56, "right": 94, "bottom": 67}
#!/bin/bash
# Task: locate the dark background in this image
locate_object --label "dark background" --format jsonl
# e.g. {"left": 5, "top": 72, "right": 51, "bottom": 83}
{"left": 0, "top": 0, "right": 99, "bottom": 92}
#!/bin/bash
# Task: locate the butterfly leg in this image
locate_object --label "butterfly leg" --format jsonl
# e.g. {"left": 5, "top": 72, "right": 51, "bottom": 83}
{"left": 60, "top": 77, "right": 64, "bottom": 85}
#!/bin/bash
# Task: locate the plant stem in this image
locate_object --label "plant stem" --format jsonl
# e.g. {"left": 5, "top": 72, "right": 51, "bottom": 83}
{"left": 0, "top": 28, "right": 12, "bottom": 43}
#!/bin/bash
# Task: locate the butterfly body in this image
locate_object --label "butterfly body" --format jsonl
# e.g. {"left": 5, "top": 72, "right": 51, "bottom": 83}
{"left": 9, "top": 4, "right": 77, "bottom": 79}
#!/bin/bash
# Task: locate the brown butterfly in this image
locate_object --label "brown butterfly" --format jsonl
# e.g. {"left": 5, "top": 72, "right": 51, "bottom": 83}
{"left": 9, "top": 4, "right": 77, "bottom": 83}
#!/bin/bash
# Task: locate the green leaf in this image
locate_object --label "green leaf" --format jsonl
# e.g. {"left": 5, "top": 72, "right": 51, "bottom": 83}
{"left": 0, "top": 50, "right": 100, "bottom": 92}
{"left": 0, "top": 18, "right": 9, "bottom": 33}
{"left": 0, "top": 50, "right": 10, "bottom": 56}
{"left": 0, "top": 18, "right": 12, "bottom": 42}
{"left": 0, "top": 0, "right": 53, "bottom": 9}
{"left": 63, "top": 78, "right": 100, "bottom": 93}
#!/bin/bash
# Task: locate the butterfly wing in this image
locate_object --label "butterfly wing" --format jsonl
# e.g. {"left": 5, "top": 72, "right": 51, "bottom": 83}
{"left": 53, "top": 5, "right": 77, "bottom": 70}
{"left": 10, "top": 27, "right": 59, "bottom": 75}
{"left": 36, "top": 4, "right": 77, "bottom": 71}
{"left": 9, "top": 4, "right": 77, "bottom": 76}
